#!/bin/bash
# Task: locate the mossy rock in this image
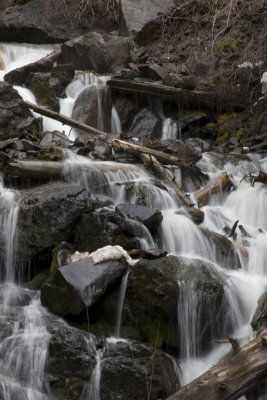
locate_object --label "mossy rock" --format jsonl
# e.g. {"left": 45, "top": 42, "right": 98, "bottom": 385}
{"left": 28, "top": 268, "right": 50, "bottom": 290}
{"left": 29, "top": 72, "right": 59, "bottom": 112}
{"left": 124, "top": 255, "right": 230, "bottom": 355}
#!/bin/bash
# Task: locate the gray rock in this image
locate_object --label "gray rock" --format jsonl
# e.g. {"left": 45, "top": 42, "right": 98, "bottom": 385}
{"left": 0, "top": 82, "right": 32, "bottom": 140}
{"left": 72, "top": 84, "right": 112, "bottom": 133}
{"left": 158, "top": 139, "right": 202, "bottom": 164}
{"left": 41, "top": 257, "right": 127, "bottom": 316}
{"left": 0, "top": 0, "right": 86, "bottom": 43}
{"left": 124, "top": 255, "right": 233, "bottom": 353}
{"left": 139, "top": 63, "right": 169, "bottom": 83}
{"left": 10, "top": 139, "right": 24, "bottom": 151}
{"left": 126, "top": 108, "right": 162, "bottom": 144}
{"left": 119, "top": 0, "right": 174, "bottom": 41}
{"left": 0, "top": 138, "right": 20, "bottom": 150}
{"left": 15, "top": 182, "right": 98, "bottom": 264}
{"left": 116, "top": 203, "right": 163, "bottom": 231}
{"left": 59, "top": 32, "right": 131, "bottom": 74}
{"left": 38, "top": 130, "right": 72, "bottom": 148}
{"left": 101, "top": 340, "right": 179, "bottom": 400}
{"left": 251, "top": 291, "right": 267, "bottom": 331}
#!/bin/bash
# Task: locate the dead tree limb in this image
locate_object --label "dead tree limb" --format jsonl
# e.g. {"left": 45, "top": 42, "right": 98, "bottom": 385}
{"left": 194, "top": 172, "right": 232, "bottom": 208}
{"left": 165, "top": 329, "right": 267, "bottom": 400}
{"left": 107, "top": 78, "right": 247, "bottom": 111}
{"left": 140, "top": 153, "right": 193, "bottom": 206}
{"left": 24, "top": 100, "right": 107, "bottom": 137}
{"left": 112, "top": 139, "right": 190, "bottom": 168}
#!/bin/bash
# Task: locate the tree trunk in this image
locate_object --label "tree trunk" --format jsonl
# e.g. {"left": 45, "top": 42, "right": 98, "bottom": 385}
{"left": 140, "top": 153, "right": 193, "bottom": 207}
{"left": 194, "top": 172, "right": 232, "bottom": 208}
{"left": 165, "top": 329, "right": 267, "bottom": 400}
{"left": 112, "top": 138, "right": 190, "bottom": 168}
{"left": 24, "top": 100, "right": 107, "bottom": 137}
{"left": 107, "top": 78, "right": 247, "bottom": 112}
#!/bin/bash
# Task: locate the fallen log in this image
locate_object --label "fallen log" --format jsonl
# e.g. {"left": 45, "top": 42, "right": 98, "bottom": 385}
{"left": 140, "top": 153, "right": 194, "bottom": 207}
{"left": 194, "top": 172, "right": 232, "bottom": 208}
{"left": 112, "top": 139, "right": 189, "bottom": 168}
{"left": 107, "top": 78, "right": 247, "bottom": 112}
{"left": 165, "top": 329, "right": 267, "bottom": 400}
{"left": 24, "top": 100, "right": 107, "bottom": 137}
{"left": 4, "top": 49, "right": 61, "bottom": 86}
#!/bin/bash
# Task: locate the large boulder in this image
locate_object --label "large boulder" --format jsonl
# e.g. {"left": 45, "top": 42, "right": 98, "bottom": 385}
{"left": 119, "top": 0, "right": 174, "bottom": 44}
{"left": 123, "top": 255, "right": 234, "bottom": 354}
{"left": 125, "top": 108, "right": 162, "bottom": 144}
{"left": 100, "top": 340, "right": 179, "bottom": 400}
{"left": 115, "top": 203, "right": 163, "bottom": 232}
{"left": 0, "top": 82, "right": 32, "bottom": 140}
{"left": 59, "top": 32, "right": 132, "bottom": 74}
{"left": 41, "top": 256, "right": 128, "bottom": 317}
{"left": 28, "top": 72, "right": 59, "bottom": 111}
{"left": 16, "top": 182, "right": 98, "bottom": 264}
{"left": 155, "top": 139, "right": 202, "bottom": 164}
{"left": 251, "top": 291, "right": 267, "bottom": 331}
{"left": 73, "top": 208, "right": 151, "bottom": 253}
{"left": 45, "top": 318, "right": 96, "bottom": 400}
{"left": 0, "top": 0, "right": 86, "bottom": 43}
{"left": 72, "top": 84, "right": 112, "bottom": 133}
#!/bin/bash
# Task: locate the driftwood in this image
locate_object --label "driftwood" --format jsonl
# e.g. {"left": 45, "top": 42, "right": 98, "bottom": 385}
{"left": 24, "top": 101, "right": 107, "bottom": 137}
{"left": 107, "top": 78, "right": 247, "bottom": 112}
{"left": 112, "top": 139, "right": 190, "bottom": 168}
{"left": 165, "top": 329, "right": 267, "bottom": 400}
{"left": 240, "top": 171, "right": 267, "bottom": 187}
{"left": 4, "top": 49, "right": 61, "bottom": 86}
{"left": 140, "top": 153, "right": 193, "bottom": 207}
{"left": 194, "top": 172, "right": 232, "bottom": 208}
{"left": 228, "top": 220, "right": 239, "bottom": 238}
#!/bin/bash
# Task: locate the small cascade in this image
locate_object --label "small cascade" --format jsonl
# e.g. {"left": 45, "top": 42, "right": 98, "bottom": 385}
{"left": 111, "top": 105, "right": 122, "bottom": 134}
{"left": 89, "top": 349, "right": 103, "bottom": 400}
{"left": 115, "top": 271, "right": 129, "bottom": 338}
{"left": 162, "top": 118, "right": 178, "bottom": 140}
{"left": 0, "top": 178, "right": 20, "bottom": 288}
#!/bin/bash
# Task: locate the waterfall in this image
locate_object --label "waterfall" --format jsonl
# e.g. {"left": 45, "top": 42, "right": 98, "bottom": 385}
{"left": 115, "top": 271, "right": 129, "bottom": 338}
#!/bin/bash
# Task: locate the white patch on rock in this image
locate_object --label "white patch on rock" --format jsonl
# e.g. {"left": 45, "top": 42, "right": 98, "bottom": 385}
{"left": 261, "top": 72, "right": 267, "bottom": 94}
{"left": 90, "top": 245, "right": 138, "bottom": 266}
{"left": 71, "top": 251, "right": 90, "bottom": 263}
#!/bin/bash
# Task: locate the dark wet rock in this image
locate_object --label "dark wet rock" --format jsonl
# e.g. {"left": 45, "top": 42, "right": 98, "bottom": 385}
{"left": 59, "top": 32, "right": 131, "bottom": 74}
{"left": 39, "top": 147, "right": 65, "bottom": 161}
{"left": 74, "top": 209, "right": 146, "bottom": 253}
{"left": 119, "top": 0, "right": 174, "bottom": 44}
{"left": 128, "top": 248, "right": 167, "bottom": 259}
{"left": 49, "top": 241, "right": 74, "bottom": 279}
{"left": 0, "top": 138, "right": 20, "bottom": 150}
{"left": 45, "top": 319, "right": 95, "bottom": 400}
{"left": 10, "top": 139, "right": 24, "bottom": 151}
{"left": 251, "top": 291, "right": 267, "bottom": 331}
{"left": 114, "top": 94, "right": 138, "bottom": 129}
{"left": 0, "top": 82, "right": 32, "bottom": 140}
{"left": 116, "top": 203, "right": 163, "bottom": 231}
{"left": 139, "top": 63, "right": 169, "bottom": 84}
{"left": 16, "top": 116, "right": 43, "bottom": 140}
{"left": 50, "top": 64, "right": 75, "bottom": 89}
{"left": 185, "top": 206, "right": 205, "bottom": 224}
{"left": 16, "top": 182, "right": 98, "bottom": 264}
{"left": 41, "top": 256, "right": 127, "bottom": 317}
{"left": 126, "top": 108, "right": 162, "bottom": 144}
{"left": 155, "top": 139, "right": 202, "bottom": 164}
{"left": 38, "top": 130, "right": 72, "bottom": 148}
{"left": 28, "top": 268, "right": 50, "bottom": 290}
{"left": 199, "top": 227, "right": 243, "bottom": 270}
{"left": 72, "top": 84, "right": 112, "bottom": 133}
{"left": 124, "top": 255, "right": 232, "bottom": 353}
{"left": 28, "top": 72, "right": 59, "bottom": 111}
{"left": 101, "top": 340, "right": 179, "bottom": 400}
{"left": 4, "top": 49, "right": 56, "bottom": 86}
{"left": 185, "top": 137, "right": 211, "bottom": 153}
{"left": 0, "top": 0, "right": 86, "bottom": 43}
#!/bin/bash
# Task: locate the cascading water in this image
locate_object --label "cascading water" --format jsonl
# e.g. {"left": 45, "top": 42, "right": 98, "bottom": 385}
{"left": 1, "top": 41, "right": 267, "bottom": 400}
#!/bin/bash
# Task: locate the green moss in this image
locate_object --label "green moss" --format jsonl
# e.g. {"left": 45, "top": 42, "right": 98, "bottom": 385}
{"left": 28, "top": 268, "right": 50, "bottom": 290}
{"left": 179, "top": 111, "right": 207, "bottom": 121}
{"left": 217, "top": 113, "right": 237, "bottom": 124}
{"left": 216, "top": 133, "right": 229, "bottom": 143}
{"left": 231, "top": 129, "right": 245, "bottom": 138}
{"left": 205, "top": 122, "right": 216, "bottom": 129}
{"left": 218, "top": 41, "right": 239, "bottom": 53}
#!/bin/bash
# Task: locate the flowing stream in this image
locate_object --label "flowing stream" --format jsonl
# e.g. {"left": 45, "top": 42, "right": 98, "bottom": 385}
{"left": 0, "top": 42, "right": 267, "bottom": 399}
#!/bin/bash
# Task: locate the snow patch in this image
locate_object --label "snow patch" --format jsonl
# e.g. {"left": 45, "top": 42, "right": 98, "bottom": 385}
{"left": 71, "top": 251, "right": 90, "bottom": 262}
{"left": 261, "top": 72, "right": 267, "bottom": 95}
{"left": 90, "top": 245, "right": 138, "bottom": 266}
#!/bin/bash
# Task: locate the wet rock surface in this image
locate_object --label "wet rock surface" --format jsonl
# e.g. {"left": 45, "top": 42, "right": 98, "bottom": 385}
{"left": 41, "top": 256, "right": 128, "bottom": 317}
{"left": 124, "top": 255, "right": 232, "bottom": 354}
{"left": 101, "top": 340, "right": 179, "bottom": 400}
{"left": 251, "top": 291, "right": 267, "bottom": 331}
{"left": 16, "top": 182, "right": 98, "bottom": 264}
{"left": 115, "top": 203, "right": 163, "bottom": 231}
